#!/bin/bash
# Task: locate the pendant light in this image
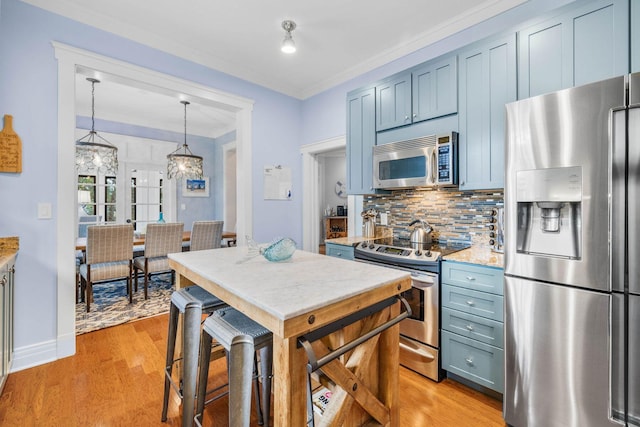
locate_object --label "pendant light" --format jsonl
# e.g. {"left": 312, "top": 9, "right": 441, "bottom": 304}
{"left": 281, "top": 20, "right": 297, "bottom": 54}
{"left": 166, "top": 100, "right": 204, "bottom": 180}
{"left": 75, "top": 78, "right": 118, "bottom": 175}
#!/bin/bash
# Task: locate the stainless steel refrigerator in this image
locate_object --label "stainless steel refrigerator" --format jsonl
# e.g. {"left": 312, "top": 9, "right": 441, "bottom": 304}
{"left": 504, "top": 73, "right": 640, "bottom": 426}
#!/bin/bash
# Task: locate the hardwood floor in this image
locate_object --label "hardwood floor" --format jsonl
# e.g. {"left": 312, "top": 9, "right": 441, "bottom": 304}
{"left": 0, "top": 314, "right": 505, "bottom": 426}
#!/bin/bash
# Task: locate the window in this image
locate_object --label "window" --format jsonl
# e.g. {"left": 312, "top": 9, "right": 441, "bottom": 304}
{"left": 129, "top": 169, "right": 164, "bottom": 233}
{"left": 76, "top": 167, "right": 168, "bottom": 237}
{"left": 77, "top": 174, "right": 116, "bottom": 222}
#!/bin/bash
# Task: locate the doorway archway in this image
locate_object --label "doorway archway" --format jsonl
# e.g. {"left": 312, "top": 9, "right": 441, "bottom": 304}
{"left": 300, "top": 136, "right": 363, "bottom": 252}
{"left": 54, "top": 42, "right": 254, "bottom": 358}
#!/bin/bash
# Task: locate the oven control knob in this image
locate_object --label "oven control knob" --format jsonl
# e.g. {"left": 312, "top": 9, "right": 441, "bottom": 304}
{"left": 425, "top": 250, "right": 431, "bottom": 257}
{"left": 360, "top": 242, "right": 367, "bottom": 248}
{"left": 368, "top": 244, "right": 375, "bottom": 249}
{"left": 415, "top": 250, "right": 422, "bottom": 256}
{"left": 489, "top": 239, "right": 495, "bottom": 246}
{"left": 489, "top": 232, "right": 495, "bottom": 238}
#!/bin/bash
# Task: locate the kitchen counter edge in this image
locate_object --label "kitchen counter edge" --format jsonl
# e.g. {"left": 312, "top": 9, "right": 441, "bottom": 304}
{"left": 0, "top": 237, "right": 19, "bottom": 268}
{"left": 443, "top": 246, "right": 504, "bottom": 268}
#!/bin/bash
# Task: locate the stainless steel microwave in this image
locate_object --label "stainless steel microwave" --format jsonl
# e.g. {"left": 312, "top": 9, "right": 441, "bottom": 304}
{"left": 373, "top": 132, "right": 458, "bottom": 189}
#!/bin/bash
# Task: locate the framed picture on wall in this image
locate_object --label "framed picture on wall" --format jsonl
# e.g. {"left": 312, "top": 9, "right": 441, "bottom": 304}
{"left": 182, "top": 177, "right": 210, "bottom": 197}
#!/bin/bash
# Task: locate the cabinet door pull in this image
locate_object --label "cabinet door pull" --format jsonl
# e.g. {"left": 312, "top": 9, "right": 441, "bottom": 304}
{"left": 466, "top": 324, "right": 474, "bottom": 331}
{"left": 465, "top": 356, "right": 474, "bottom": 366}
{"left": 466, "top": 275, "right": 476, "bottom": 281}
{"left": 466, "top": 300, "right": 475, "bottom": 306}
{"left": 404, "top": 115, "right": 410, "bottom": 121}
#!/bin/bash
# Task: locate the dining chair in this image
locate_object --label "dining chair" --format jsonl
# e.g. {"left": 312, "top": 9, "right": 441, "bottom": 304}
{"left": 78, "top": 224, "right": 134, "bottom": 312}
{"left": 190, "top": 220, "right": 224, "bottom": 251}
{"left": 133, "top": 222, "right": 184, "bottom": 300}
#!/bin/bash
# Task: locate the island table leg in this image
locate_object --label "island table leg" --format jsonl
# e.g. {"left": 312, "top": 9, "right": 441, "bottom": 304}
{"left": 272, "top": 334, "right": 308, "bottom": 426}
{"left": 379, "top": 301, "right": 400, "bottom": 427}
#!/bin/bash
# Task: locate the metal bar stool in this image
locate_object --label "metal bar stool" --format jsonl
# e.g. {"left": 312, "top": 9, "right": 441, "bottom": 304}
{"left": 194, "top": 306, "right": 273, "bottom": 427}
{"left": 161, "top": 285, "right": 226, "bottom": 425}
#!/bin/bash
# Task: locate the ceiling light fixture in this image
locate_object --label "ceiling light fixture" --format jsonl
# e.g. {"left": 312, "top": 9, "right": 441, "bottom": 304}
{"left": 75, "top": 78, "right": 119, "bottom": 175}
{"left": 166, "top": 100, "right": 204, "bottom": 180}
{"left": 281, "top": 20, "right": 297, "bottom": 54}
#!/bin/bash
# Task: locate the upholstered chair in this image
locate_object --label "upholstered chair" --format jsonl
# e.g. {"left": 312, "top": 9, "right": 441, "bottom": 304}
{"left": 189, "top": 220, "right": 224, "bottom": 251}
{"left": 133, "top": 222, "right": 184, "bottom": 299}
{"left": 79, "top": 224, "right": 134, "bottom": 312}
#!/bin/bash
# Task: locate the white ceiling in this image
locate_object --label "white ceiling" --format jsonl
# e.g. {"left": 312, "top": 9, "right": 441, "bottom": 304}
{"left": 27, "top": 0, "right": 527, "bottom": 137}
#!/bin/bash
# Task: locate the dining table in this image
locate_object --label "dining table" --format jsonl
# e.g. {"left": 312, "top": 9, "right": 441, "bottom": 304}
{"left": 75, "top": 230, "right": 237, "bottom": 252}
{"left": 168, "top": 246, "right": 411, "bottom": 427}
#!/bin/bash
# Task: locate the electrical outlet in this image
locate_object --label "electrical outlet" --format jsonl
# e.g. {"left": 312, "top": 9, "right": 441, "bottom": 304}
{"left": 379, "top": 212, "right": 388, "bottom": 226}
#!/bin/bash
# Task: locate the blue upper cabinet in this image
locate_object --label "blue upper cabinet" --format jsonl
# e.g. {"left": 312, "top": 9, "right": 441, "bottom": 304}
{"left": 632, "top": 0, "right": 640, "bottom": 73}
{"left": 376, "top": 71, "right": 412, "bottom": 131}
{"left": 458, "top": 34, "right": 516, "bottom": 190}
{"left": 346, "top": 87, "right": 376, "bottom": 195}
{"left": 518, "top": 0, "right": 629, "bottom": 99}
{"left": 376, "top": 55, "right": 458, "bottom": 132}
{"left": 412, "top": 56, "right": 458, "bottom": 123}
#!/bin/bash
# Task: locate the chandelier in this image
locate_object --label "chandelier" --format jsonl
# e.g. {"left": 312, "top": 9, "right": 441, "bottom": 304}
{"left": 75, "top": 78, "right": 118, "bottom": 175}
{"left": 167, "top": 100, "right": 204, "bottom": 180}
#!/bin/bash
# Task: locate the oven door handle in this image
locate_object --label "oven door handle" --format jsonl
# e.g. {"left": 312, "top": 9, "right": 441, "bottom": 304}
{"left": 410, "top": 275, "right": 435, "bottom": 288}
{"left": 399, "top": 337, "right": 436, "bottom": 362}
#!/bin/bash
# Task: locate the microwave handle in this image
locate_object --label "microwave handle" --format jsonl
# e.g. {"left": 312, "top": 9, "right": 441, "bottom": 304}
{"left": 430, "top": 148, "right": 437, "bottom": 184}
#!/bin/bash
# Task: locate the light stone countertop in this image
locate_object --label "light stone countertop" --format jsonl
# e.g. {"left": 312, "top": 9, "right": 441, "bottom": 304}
{"left": 324, "top": 236, "right": 370, "bottom": 246}
{"left": 168, "top": 246, "right": 410, "bottom": 321}
{"left": 443, "top": 245, "right": 504, "bottom": 268}
{"left": 0, "top": 237, "right": 19, "bottom": 268}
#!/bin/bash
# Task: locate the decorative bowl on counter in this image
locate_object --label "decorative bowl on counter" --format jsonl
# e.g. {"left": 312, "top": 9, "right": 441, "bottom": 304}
{"left": 245, "top": 236, "right": 297, "bottom": 262}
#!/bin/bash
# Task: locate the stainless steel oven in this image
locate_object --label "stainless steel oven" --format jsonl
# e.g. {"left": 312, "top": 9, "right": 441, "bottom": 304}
{"left": 398, "top": 269, "right": 440, "bottom": 380}
{"left": 354, "top": 238, "right": 467, "bottom": 381}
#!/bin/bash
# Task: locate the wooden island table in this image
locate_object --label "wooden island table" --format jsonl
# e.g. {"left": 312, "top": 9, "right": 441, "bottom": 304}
{"left": 168, "top": 246, "right": 411, "bottom": 426}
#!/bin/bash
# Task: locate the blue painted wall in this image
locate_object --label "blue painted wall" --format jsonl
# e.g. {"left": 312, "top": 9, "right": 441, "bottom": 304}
{"left": 0, "top": 0, "right": 302, "bottom": 356}
{"left": 0, "top": 0, "right": 582, "bottom": 366}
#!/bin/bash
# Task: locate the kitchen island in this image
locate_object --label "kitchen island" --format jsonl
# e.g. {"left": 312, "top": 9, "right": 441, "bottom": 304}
{"left": 168, "top": 246, "right": 411, "bottom": 426}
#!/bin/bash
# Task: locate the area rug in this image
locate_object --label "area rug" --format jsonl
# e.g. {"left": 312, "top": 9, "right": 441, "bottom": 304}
{"left": 75, "top": 272, "right": 174, "bottom": 335}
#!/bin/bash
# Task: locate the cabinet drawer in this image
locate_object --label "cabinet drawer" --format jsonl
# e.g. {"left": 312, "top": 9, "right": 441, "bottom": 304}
{"left": 325, "top": 243, "right": 354, "bottom": 260}
{"left": 441, "top": 330, "right": 504, "bottom": 393}
{"left": 442, "top": 307, "right": 503, "bottom": 348}
{"left": 442, "top": 284, "right": 503, "bottom": 321}
{"left": 442, "top": 261, "right": 504, "bottom": 295}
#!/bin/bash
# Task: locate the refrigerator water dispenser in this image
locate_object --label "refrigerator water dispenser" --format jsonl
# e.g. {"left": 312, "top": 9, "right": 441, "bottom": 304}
{"left": 515, "top": 167, "right": 582, "bottom": 259}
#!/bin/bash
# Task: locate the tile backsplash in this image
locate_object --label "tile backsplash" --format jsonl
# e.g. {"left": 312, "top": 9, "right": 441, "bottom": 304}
{"left": 363, "top": 188, "right": 503, "bottom": 247}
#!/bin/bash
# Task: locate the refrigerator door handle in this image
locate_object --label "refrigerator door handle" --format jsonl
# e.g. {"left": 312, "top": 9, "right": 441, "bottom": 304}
{"left": 610, "top": 293, "right": 626, "bottom": 425}
{"left": 611, "top": 108, "right": 626, "bottom": 294}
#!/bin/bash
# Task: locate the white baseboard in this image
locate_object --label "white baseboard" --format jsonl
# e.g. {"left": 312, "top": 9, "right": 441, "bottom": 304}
{"left": 11, "top": 339, "right": 59, "bottom": 373}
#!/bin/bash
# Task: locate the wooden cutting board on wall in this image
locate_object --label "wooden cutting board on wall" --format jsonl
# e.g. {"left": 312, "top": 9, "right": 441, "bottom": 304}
{"left": 0, "top": 114, "right": 22, "bottom": 173}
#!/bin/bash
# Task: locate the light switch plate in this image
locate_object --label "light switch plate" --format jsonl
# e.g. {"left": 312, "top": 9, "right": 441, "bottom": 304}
{"left": 37, "top": 202, "right": 52, "bottom": 219}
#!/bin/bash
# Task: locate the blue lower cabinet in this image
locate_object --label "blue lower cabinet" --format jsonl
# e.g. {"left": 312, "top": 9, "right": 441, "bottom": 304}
{"left": 441, "top": 261, "right": 504, "bottom": 394}
{"left": 441, "top": 330, "right": 504, "bottom": 393}
{"left": 441, "top": 283, "right": 504, "bottom": 322}
{"left": 325, "top": 243, "right": 354, "bottom": 260}
{"left": 441, "top": 307, "right": 503, "bottom": 348}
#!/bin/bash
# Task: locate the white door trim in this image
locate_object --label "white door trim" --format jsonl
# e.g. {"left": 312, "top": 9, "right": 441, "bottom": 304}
{"left": 52, "top": 42, "right": 253, "bottom": 361}
{"left": 222, "top": 141, "right": 237, "bottom": 234}
{"left": 300, "top": 136, "right": 346, "bottom": 252}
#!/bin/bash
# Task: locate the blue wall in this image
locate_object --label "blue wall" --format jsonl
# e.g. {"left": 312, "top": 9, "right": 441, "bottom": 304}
{"left": 0, "top": 0, "right": 581, "bottom": 366}
{"left": 0, "top": 0, "right": 302, "bottom": 356}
